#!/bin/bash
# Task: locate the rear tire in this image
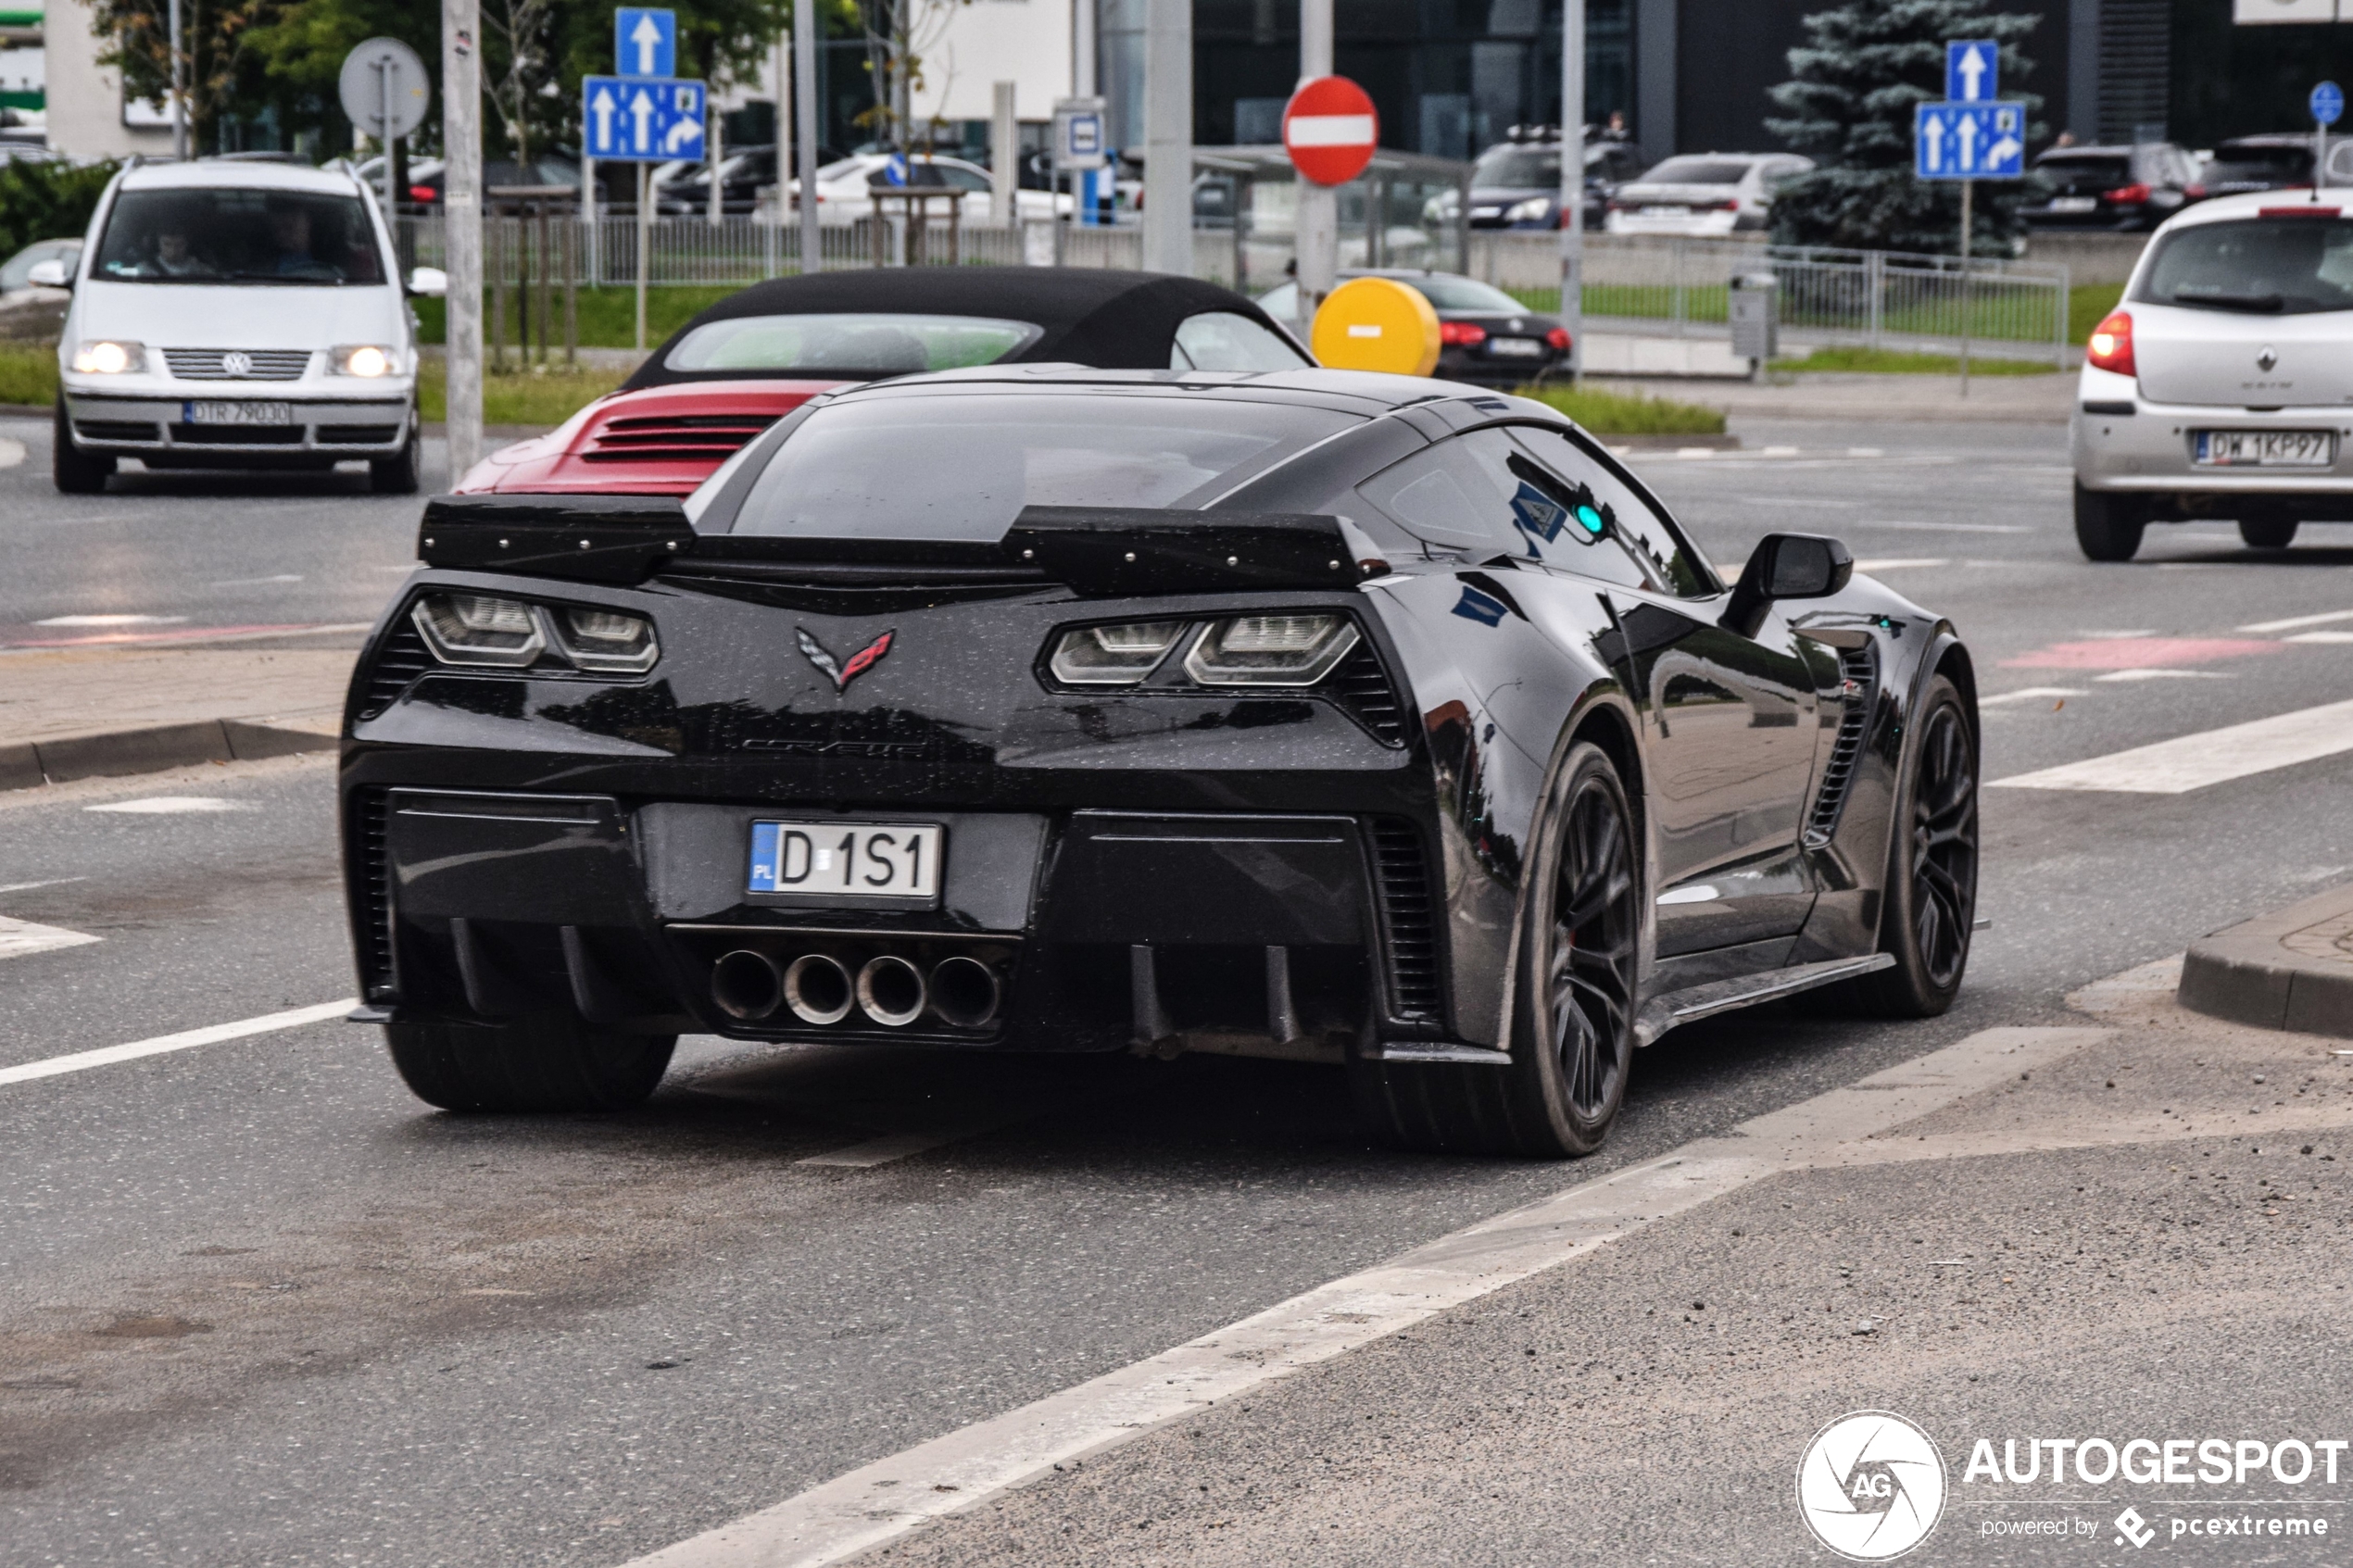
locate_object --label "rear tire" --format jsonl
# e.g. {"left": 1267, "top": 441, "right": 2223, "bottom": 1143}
{"left": 1817, "top": 675, "right": 1979, "bottom": 1018}
{"left": 52, "top": 398, "right": 114, "bottom": 495}
{"left": 370, "top": 429, "right": 421, "bottom": 495}
{"left": 2238, "top": 511, "right": 2298, "bottom": 549}
{"left": 1350, "top": 741, "right": 1640, "bottom": 1158}
{"left": 2073, "top": 484, "right": 2144, "bottom": 561}
{"left": 385, "top": 1014, "right": 675, "bottom": 1112}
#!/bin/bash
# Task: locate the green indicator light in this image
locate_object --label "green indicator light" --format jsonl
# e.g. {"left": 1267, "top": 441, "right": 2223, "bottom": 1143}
{"left": 1576, "top": 505, "right": 1604, "bottom": 534}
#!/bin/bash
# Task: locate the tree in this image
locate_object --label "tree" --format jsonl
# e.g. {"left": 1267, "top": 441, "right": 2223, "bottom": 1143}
{"left": 1766, "top": 0, "right": 2043, "bottom": 255}
{"left": 0, "top": 157, "right": 120, "bottom": 257}
{"left": 88, "top": 0, "right": 279, "bottom": 151}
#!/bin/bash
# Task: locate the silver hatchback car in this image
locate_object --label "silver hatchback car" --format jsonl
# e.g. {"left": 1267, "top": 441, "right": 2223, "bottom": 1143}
{"left": 2072, "top": 191, "right": 2353, "bottom": 559}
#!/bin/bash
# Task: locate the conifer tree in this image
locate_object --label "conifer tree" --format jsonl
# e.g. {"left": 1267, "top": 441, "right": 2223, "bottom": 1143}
{"left": 1767, "top": 0, "right": 2044, "bottom": 254}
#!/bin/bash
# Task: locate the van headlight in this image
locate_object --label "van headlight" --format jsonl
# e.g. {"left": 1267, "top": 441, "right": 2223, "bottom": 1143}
{"left": 70, "top": 340, "right": 146, "bottom": 374}
{"left": 330, "top": 344, "right": 402, "bottom": 378}
{"left": 1184, "top": 614, "right": 1360, "bottom": 686}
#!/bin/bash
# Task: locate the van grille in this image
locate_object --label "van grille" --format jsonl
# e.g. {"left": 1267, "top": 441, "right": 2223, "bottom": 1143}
{"left": 1368, "top": 818, "right": 1441, "bottom": 1021}
{"left": 1805, "top": 645, "right": 1877, "bottom": 848}
{"left": 163, "top": 348, "right": 313, "bottom": 381}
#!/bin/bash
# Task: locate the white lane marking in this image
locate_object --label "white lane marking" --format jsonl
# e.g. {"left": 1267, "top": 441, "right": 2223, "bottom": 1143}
{"left": 2093, "top": 668, "right": 2233, "bottom": 683}
{"left": 623, "top": 1025, "right": 2108, "bottom": 1568}
{"left": 795, "top": 1133, "right": 957, "bottom": 1169}
{"left": 1853, "top": 520, "right": 2033, "bottom": 533}
{"left": 1990, "top": 696, "right": 2353, "bottom": 793}
{"left": 2286, "top": 630, "right": 2353, "bottom": 645}
{"left": 2241, "top": 608, "right": 2353, "bottom": 633}
{"left": 0, "top": 916, "right": 101, "bottom": 960}
{"left": 2078, "top": 629, "right": 2158, "bottom": 638}
{"left": 0, "top": 438, "right": 25, "bottom": 470}
{"left": 1674, "top": 446, "right": 1718, "bottom": 458}
{"left": 0, "top": 998, "right": 355, "bottom": 1088}
{"left": 1855, "top": 558, "right": 1949, "bottom": 571}
{"left": 1846, "top": 446, "right": 1884, "bottom": 457}
{"left": 85, "top": 797, "right": 253, "bottom": 815}
{"left": 33, "top": 613, "right": 188, "bottom": 627}
{"left": 209, "top": 574, "right": 304, "bottom": 587}
{"left": 0, "top": 877, "right": 89, "bottom": 896}
{"left": 1979, "top": 686, "right": 2085, "bottom": 706}
{"left": 1760, "top": 445, "right": 1801, "bottom": 456}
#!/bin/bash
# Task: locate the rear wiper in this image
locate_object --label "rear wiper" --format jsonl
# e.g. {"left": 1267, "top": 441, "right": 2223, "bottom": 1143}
{"left": 2168, "top": 289, "right": 2284, "bottom": 312}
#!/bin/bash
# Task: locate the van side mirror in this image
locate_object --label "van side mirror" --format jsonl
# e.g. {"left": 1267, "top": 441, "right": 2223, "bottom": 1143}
{"left": 25, "top": 257, "right": 70, "bottom": 289}
{"left": 407, "top": 266, "right": 447, "bottom": 297}
{"left": 1723, "top": 533, "right": 1853, "bottom": 636}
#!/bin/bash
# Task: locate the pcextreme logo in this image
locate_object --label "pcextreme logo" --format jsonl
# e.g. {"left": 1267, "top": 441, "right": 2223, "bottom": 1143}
{"left": 1797, "top": 1410, "right": 1949, "bottom": 1561}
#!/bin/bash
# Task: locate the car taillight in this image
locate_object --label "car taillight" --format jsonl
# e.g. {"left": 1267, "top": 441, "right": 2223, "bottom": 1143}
{"left": 2183, "top": 183, "right": 2207, "bottom": 199}
{"left": 409, "top": 184, "right": 435, "bottom": 202}
{"left": 1048, "top": 620, "right": 1187, "bottom": 684}
{"left": 1606, "top": 198, "right": 1627, "bottom": 211}
{"left": 1546, "top": 327, "right": 1571, "bottom": 350}
{"left": 2086, "top": 309, "right": 2134, "bottom": 377}
{"left": 2104, "top": 182, "right": 2151, "bottom": 205}
{"left": 1184, "top": 615, "right": 1360, "bottom": 687}
{"left": 1440, "top": 320, "right": 1489, "bottom": 346}
{"left": 1711, "top": 198, "right": 1739, "bottom": 210}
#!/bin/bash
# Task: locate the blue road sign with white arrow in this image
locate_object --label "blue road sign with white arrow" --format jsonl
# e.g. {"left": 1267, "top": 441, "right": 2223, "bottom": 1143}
{"left": 2313, "top": 81, "right": 2344, "bottom": 128}
{"left": 582, "top": 75, "right": 704, "bottom": 163}
{"left": 615, "top": 7, "right": 675, "bottom": 80}
{"left": 1915, "top": 101, "right": 2026, "bottom": 181}
{"left": 1946, "top": 40, "right": 1998, "bottom": 103}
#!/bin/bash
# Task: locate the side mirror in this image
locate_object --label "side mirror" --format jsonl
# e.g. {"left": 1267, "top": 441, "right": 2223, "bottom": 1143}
{"left": 1723, "top": 533, "right": 1853, "bottom": 637}
{"left": 407, "top": 266, "right": 447, "bottom": 297}
{"left": 25, "top": 257, "right": 70, "bottom": 289}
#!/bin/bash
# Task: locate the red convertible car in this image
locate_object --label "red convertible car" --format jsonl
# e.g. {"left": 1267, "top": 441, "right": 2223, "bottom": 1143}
{"left": 451, "top": 268, "right": 1312, "bottom": 496}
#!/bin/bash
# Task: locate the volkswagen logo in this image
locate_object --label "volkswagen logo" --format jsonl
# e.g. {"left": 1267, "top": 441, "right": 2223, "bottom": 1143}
{"left": 2257, "top": 345, "right": 2280, "bottom": 372}
{"left": 221, "top": 350, "right": 253, "bottom": 377}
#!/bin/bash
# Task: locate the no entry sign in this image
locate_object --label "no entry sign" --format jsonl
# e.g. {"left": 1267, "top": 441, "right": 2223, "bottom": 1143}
{"left": 1283, "top": 76, "right": 1378, "bottom": 187}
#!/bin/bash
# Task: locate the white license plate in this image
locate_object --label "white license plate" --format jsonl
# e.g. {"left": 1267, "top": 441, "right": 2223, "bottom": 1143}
{"left": 2193, "top": 430, "right": 2334, "bottom": 468}
{"left": 184, "top": 400, "right": 294, "bottom": 425}
{"left": 2048, "top": 196, "right": 2098, "bottom": 214}
{"left": 748, "top": 821, "right": 942, "bottom": 899}
{"left": 1640, "top": 205, "right": 1687, "bottom": 216}
{"left": 1486, "top": 337, "right": 1546, "bottom": 358}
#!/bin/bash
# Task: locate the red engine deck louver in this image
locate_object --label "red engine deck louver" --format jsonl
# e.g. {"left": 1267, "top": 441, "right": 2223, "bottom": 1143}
{"left": 583, "top": 413, "right": 774, "bottom": 464}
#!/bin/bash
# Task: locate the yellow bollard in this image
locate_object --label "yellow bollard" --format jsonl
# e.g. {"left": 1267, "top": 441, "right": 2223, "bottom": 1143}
{"left": 1309, "top": 276, "right": 1442, "bottom": 377}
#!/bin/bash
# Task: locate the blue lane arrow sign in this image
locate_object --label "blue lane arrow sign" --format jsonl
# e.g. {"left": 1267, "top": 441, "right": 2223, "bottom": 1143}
{"left": 2314, "top": 81, "right": 2344, "bottom": 129}
{"left": 1946, "top": 40, "right": 1998, "bottom": 104}
{"left": 1915, "top": 102, "right": 2027, "bottom": 181}
{"left": 615, "top": 7, "right": 675, "bottom": 80}
{"left": 582, "top": 75, "right": 703, "bottom": 161}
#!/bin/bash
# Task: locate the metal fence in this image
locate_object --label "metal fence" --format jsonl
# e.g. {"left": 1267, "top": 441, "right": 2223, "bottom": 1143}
{"left": 1471, "top": 232, "right": 2073, "bottom": 365}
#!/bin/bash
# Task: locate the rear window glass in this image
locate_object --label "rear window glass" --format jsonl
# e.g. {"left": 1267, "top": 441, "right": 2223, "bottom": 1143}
{"left": 729, "top": 391, "right": 1357, "bottom": 541}
{"left": 2205, "top": 144, "right": 2311, "bottom": 186}
{"left": 94, "top": 187, "right": 384, "bottom": 284}
{"left": 2036, "top": 156, "right": 2131, "bottom": 192}
{"left": 1640, "top": 157, "right": 1752, "bottom": 186}
{"left": 663, "top": 313, "right": 1043, "bottom": 376}
{"left": 2134, "top": 218, "right": 2353, "bottom": 315}
{"left": 1472, "top": 147, "right": 1560, "bottom": 187}
{"left": 1402, "top": 275, "right": 1526, "bottom": 312}
{"left": 1169, "top": 311, "right": 1311, "bottom": 370}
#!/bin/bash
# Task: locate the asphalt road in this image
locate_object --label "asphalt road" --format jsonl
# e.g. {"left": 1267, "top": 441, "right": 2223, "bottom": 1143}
{"left": 4, "top": 409, "right": 2352, "bottom": 1565}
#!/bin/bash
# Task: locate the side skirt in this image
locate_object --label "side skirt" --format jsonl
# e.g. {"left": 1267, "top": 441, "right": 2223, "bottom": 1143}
{"left": 1633, "top": 953, "right": 1895, "bottom": 1047}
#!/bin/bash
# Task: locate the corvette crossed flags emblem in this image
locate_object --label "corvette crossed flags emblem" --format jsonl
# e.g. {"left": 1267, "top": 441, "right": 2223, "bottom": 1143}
{"left": 796, "top": 627, "right": 895, "bottom": 692}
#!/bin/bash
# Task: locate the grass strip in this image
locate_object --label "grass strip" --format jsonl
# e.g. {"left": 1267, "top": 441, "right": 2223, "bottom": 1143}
{"left": 0, "top": 343, "right": 58, "bottom": 407}
{"left": 1514, "top": 383, "right": 1726, "bottom": 435}
{"left": 416, "top": 361, "right": 625, "bottom": 427}
{"left": 1768, "top": 345, "right": 2058, "bottom": 376}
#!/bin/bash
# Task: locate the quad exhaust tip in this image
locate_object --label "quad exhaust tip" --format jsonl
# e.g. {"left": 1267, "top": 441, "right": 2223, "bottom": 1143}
{"left": 857, "top": 955, "right": 926, "bottom": 1027}
{"left": 784, "top": 953, "right": 855, "bottom": 1025}
{"left": 928, "top": 955, "right": 1000, "bottom": 1028}
{"left": 711, "top": 949, "right": 785, "bottom": 1021}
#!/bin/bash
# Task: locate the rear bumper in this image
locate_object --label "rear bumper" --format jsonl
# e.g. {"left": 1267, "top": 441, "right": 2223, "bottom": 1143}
{"left": 2072, "top": 369, "right": 2353, "bottom": 496}
{"left": 62, "top": 392, "right": 414, "bottom": 458}
{"left": 351, "top": 787, "right": 1446, "bottom": 1057}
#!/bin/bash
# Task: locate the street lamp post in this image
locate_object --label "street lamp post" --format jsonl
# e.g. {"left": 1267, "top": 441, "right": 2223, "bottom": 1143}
{"left": 442, "top": 0, "right": 484, "bottom": 479}
{"left": 167, "top": 0, "right": 185, "bottom": 159}
{"left": 1558, "top": 0, "right": 1583, "bottom": 382}
{"left": 795, "top": 0, "right": 821, "bottom": 275}
{"left": 1294, "top": 0, "right": 1334, "bottom": 334}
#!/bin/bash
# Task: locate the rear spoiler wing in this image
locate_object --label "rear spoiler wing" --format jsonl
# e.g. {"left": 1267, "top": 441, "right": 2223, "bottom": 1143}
{"left": 414, "top": 497, "right": 1390, "bottom": 594}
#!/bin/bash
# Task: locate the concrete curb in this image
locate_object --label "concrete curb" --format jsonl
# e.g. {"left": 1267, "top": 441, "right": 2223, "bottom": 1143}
{"left": 2178, "top": 883, "right": 2353, "bottom": 1039}
{"left": 0, "top": 718, "right": 335, "bottom": 793}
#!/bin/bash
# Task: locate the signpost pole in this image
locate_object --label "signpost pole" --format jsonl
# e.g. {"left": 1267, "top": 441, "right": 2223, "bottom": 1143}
{"left": 1140, "top": 0, "right": 1192, "bottom": 277}
{"left": 1294, "top": 0, "right": 1336, "bottom": 336}
{"left": 636, "top": 162, "right": 650, "bottom": 350}
{"left": 442, "top": 0, "right": 484, "bottom": 481}
{"left": 378, "top": 59, "right": 396, "bottom": 217}
{"left": 795, "top": 0, "right": 821, "bottom": 275}
{"left": 168, "top": 0, "right": 185, "bottom": 159}
{"left": 1958, "top": 176, "right": 1972, "bottom": 398}
{"left": 1558, "top": 0, "right": 1584, "bottom": 383}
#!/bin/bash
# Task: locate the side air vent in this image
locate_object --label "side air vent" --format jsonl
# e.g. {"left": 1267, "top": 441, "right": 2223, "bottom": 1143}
{"left": 1368, "top": 818, "right": 1442, "bottom": 1021}
{"left": 585, "top": 413, "right": 773, "bottom": 464}
{"left": 1327, "top": 641, "right": 1409, "bottom": 746}
{"left": 356, "top": 613, "right": 433, "bottom": 721}
{"left": 350, "top": 788, "right": 396, "bottom": 997}
{"left": 1805, "top": 645, "right": 1877, "bottom": 848}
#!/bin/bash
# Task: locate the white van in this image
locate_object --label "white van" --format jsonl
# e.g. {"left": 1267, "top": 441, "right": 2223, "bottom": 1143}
{"left": 44, "top": 159, "right": 436, "bottom": 495}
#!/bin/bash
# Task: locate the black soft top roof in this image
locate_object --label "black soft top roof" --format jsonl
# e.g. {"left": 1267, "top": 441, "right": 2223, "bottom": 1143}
{"left": 621, "top": 267, "right": 1298, "bottom": 390}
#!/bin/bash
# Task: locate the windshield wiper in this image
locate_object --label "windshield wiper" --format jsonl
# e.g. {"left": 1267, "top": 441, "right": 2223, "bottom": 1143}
{"left": 217, "top": 270, "right": 345, "bottom": 284}
{"left": 2167, "top": 289, "right": 2284, "bottom": 312}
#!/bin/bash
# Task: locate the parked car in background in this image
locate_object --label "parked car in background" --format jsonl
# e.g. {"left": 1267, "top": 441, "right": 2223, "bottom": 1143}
{"left": 786, "top": 152, "right": 1065, "bottom": 224}
{"left": 1430, "top": 132, "right": 1649, "bottom": 233}
{"left": 2021, "top": 143, "right": 2201, "bottom": 232}
{"left": 377, "top": 155, "right": 589, "bottom": 212}
{"left": 1, "top": 237, "right": 80, "bottom": 295}
{"left": 2198, "top": 135, "right": 2316, "bottom": 197}
{"left": 1254, "top": 270, "right": 1568, "bottom": 385}
{"left": 452, "top": 268, "right": 1309, "bottom": 495}
{"left": 2071, "top": 190, "right": 2353, "bottom": 559}
{"left": 1604, "top": 153, "right": 1812, "bottom": 235}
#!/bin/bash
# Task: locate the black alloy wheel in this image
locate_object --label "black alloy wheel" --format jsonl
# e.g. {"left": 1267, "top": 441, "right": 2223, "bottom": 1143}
{"left": 1825, "top": 674, "right": 1978, "bottom": 1017}
{"left": 386, "top": 1013, "right": 676, "bottom": 1112}
{"left": 1349, "top": 741, "right": 1641, "bottom": 1158}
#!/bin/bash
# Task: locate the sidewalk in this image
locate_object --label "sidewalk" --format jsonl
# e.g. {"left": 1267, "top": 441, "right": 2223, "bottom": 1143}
{"left": 0, "top": 639, "right": 356, "bottom": 790}
{"left": 1598, "top": 366, "right": 2075, "bottom": 424}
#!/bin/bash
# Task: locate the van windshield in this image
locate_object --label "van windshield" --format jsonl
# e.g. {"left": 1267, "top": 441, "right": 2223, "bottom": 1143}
{"left": 93, "top": 188, "right": 385, "bottom": 285}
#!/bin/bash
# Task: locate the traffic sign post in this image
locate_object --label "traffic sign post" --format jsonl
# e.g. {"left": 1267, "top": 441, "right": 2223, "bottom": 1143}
{"left": 582, "top": 71, "right": 705, "bottom": 351}
{"left": 2313, "top": 81, "right": 2342, "bottom": 194}
{"left": 616, "top": 8, "right": 676, "bottom": 79}
{"left": 1282, "top": 70, "right": 1376, "bottom": 332}
{"left": 1914, "top": 96, "right": 2025, "bottom": 398}
{"left": 1945, "top": 39, "right": 1997, "bottom": 104}
{"left": 338, "top": 39, "right": 428, "bottom": 221}
{"left": 1051, "top": 97, "right": 1105, "bottom": 261}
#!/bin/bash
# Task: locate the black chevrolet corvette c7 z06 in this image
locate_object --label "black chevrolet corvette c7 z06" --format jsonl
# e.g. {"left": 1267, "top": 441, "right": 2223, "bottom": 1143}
{"left": 341, "top": 366, "right": 1981, "bottom": 1158}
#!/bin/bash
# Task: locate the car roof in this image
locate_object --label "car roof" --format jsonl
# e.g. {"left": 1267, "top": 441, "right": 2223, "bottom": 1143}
{"left": 621, "top": 267, "right": 1298, "bottom": 391}
{"left": 116, "top": 160, "right": 366, "bottom": 196}
{"left": 812, "top": 363, "right": 1552, "bottom": 420}
{"left": 2153, "top": 187, "right": 2353, "bottom": 230}
{"left": 2213, "top": 134, "right": 2314, "bottom": 149}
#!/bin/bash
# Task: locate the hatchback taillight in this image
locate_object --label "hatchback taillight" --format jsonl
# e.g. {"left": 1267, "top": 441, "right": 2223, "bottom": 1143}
{"left": 2104, "top": 182, "right": 2152, "bottom": 206}
{"left": 2086, "top": 309, "right": 2134, "bottom": 377}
